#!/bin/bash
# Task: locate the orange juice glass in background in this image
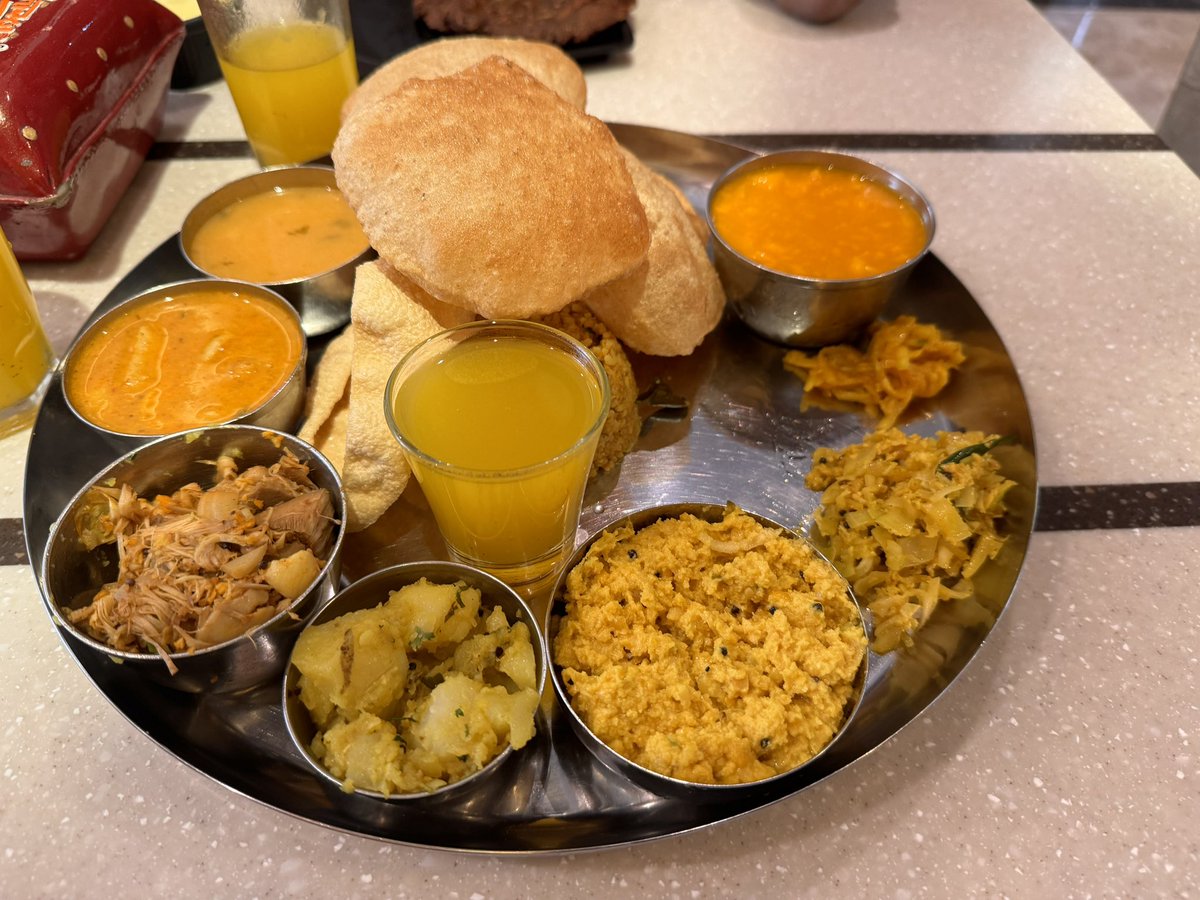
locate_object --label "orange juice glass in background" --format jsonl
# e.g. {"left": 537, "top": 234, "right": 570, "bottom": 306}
{"left": 386, "top": 321, "right": 611, "bottom": 595}
{"left": 0, "top": 227, "right": 55, "bottom": 438}
{"left": 197, "top": 0, "right": 358, "bottom": 167}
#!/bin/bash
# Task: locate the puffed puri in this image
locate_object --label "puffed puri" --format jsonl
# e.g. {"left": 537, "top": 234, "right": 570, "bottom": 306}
{"left": 333, "top": 56, "right": 650, "bottom": 320}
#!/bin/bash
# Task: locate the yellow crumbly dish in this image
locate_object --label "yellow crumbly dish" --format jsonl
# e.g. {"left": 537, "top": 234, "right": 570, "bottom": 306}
{"left": 806, "top": 429, "right": 1015, "bottom": 653}
{"left": 553, "top": 506, "right": 867, "bottom": 785}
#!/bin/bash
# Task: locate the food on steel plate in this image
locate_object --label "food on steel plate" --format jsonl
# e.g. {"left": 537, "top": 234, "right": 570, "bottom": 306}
{"left": 554, "top": 505, "right": 866, "bottom": 785}
{"left": 291, "top": 578, "right": 540, "bottom": 796}
{"left": 806, "top": 428, "right": 1016, "bottom": 653}
{"left": 783, "top": 316, "right": 966, "bottom": 430}
{"left": 68, "top": 448, "right": 335, "bottom": 665}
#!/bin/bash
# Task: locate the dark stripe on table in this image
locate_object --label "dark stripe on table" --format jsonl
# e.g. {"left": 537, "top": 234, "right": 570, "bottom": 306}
{"left": 1030, "top": 0, "right": 1200, "bottom": 10}
{"left": 147, "top": 132, "right": 1170, "bottom": 162}
{"left": 717, "top": 133, "right": 1170, "bottom": 152}
{"left": 4, "top": 482, "right": 1199, "bottom": 566}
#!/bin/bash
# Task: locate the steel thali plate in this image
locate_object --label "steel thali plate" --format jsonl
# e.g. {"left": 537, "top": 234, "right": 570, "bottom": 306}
{"left": 23, "top": 124, "right": 1037, "bottom": 853}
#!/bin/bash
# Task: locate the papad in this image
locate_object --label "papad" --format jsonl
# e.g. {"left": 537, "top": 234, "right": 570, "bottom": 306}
{"left": 298, "top": 326, "right": 354, "bottom": 472}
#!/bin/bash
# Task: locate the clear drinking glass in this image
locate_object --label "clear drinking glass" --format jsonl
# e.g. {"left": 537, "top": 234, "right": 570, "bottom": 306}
{"left": 385, "top": 321, "right": 611, "bottom": 594}
{"left": 0, "top": 226, "right": 55, "bottom": 439}
{"left": 197, "top": 0, "right": 359, "bottom": 167}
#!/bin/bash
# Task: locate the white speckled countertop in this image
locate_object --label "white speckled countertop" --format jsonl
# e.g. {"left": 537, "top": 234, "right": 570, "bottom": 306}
{"left": 3, "top": 0, "right": 1198, "bottom": 896}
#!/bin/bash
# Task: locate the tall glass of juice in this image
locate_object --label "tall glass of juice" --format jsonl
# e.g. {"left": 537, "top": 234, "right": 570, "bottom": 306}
{"left": 386, "top": 321, "right": 611, "bottom": 594}
{"left": 0, "top": 226, "right": 55, "bottom": 438}
{"left": 197, "top": 0, "right": 358, "bottom": 167}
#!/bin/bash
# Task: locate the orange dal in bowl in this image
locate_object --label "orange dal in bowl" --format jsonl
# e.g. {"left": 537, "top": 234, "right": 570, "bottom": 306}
{"left": 710, "top": 163, "right": 927, "bottom": 280}
{"left": 65, "top": 286, "right": 303, "bottom": 436}
{"left": 188, "top": 185, "right": 369, "bottom": 283}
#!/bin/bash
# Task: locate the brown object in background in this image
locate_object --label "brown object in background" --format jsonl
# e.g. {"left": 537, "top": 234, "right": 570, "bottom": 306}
{"left": 0, "top": 0, "right": 184, "bottom": 260}
{"left": 413, "top": 0, "right": 635, "bottom": 45}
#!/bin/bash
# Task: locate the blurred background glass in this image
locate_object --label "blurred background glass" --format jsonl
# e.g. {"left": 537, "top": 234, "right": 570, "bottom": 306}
{"left": 197, "top": 0, "right": 359, "bottom": 166}
{"left": 0, "top": 226, "right": 55, "bottom": 438}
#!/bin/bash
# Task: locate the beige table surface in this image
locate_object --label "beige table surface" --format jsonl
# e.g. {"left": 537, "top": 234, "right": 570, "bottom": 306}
{"left": 3, "top": 0, "right": 1198, "bottom": 896}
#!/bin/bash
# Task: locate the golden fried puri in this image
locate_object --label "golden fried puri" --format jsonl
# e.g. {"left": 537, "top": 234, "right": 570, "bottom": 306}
{"left": 341, "top": 36, "right": 587, "bottom": 123}
{"left": 583, "top": 150, "right": 725, "bottom": 356}
{"left": 333, "top": 57, "right": 649, "bottom": 319}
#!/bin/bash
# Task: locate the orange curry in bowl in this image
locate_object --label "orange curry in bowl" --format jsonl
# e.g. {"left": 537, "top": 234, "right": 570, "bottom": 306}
{"left": 64, "top": 283, "right": 304, "bottom": 436}
{"left": 709, "top": 162, "right": 928, "bottom": 281}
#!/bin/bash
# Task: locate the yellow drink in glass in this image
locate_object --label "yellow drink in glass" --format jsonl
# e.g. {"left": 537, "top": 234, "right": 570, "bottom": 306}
{"left": 218, "top": 20, "right": 358, "bottom": 167}
{"left": 387, "top": 322, "right": 610, "bottom": 591}
{"left": 0, "top": 227, "right": 55, "bottom": 437}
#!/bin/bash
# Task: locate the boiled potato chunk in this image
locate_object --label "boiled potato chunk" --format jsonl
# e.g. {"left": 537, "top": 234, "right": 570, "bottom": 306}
{"left": 385, "top": 578, "right": 481, "bottom": 649}
{"left": 292, "top": 606, "right": 409, "bottom": 727}
{"left": 316, "top": 712, "right": 404, "bottom": 792}
{"left": 264, "top": 548, "right": 322, "bottom": 599}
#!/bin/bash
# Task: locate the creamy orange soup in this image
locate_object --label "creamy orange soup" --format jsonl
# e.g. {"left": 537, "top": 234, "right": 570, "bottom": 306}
{"left": 188, "top": 184, "right": 369, "bottom": 283}
{"left": 710, "top": 163, "right": 927, "bottom": 280}
{"left": 66, "top": 286, "right": 303, "bottom": 435}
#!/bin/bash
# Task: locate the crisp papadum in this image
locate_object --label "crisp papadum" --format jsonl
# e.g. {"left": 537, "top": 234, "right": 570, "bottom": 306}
{"left": 334, "top": 57, "right": 649, "bottom": 319}
{"left": 341, "top": 36, "right": 586, "bottom": 123}
{"left": 342, "top": 260, "right": 475, "bottom": 532}
{"left": 299, "top": 327, "right": 354, "bottom": 472}
{"left": 584, "top": 150, "right": 725, "bottom": 356}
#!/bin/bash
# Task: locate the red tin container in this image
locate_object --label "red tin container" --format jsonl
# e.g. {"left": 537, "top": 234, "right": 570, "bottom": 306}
{"left": 0, "top": 0, "right": 184, "bottom": 261}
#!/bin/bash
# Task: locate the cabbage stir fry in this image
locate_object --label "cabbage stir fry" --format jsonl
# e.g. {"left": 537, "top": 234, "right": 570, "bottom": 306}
{"left": 68, "top": 449, "right": 334, "bottom": 664}
{"left": 806, "top": 428, "right": 1015, "bottom": 653}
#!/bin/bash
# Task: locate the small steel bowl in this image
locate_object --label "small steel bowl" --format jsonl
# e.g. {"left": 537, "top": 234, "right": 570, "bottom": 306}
{"left": 61, "top": 278, "right": 306, "bottom": 442}
{"left": 707, "top": 149, "right": 936, "bottom": 347}
{"left": 546, "top": 502, "right": 870, "bottom": 800}
{"left": 40, "top": 426, "right": 346, "bottom": 694}
{"left": 283, "top": 561, "right": 548, "bottom": 801}
{"left": 180, "top": 165, "right": 375, "bottom": 336}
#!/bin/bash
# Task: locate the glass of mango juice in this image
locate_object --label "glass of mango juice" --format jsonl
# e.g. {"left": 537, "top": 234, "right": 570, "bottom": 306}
{"left": 196, "top": 0, "right": 358, "bottom": 167}
{"left": 0, "top": 227, "right": 55, "bottom": 439}
{"left": 385, "top": 321, "right": 611, "bottom": 594}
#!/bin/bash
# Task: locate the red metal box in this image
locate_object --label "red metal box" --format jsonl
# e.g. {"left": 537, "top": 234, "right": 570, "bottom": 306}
{"left": 0, "top": 0, "right": 184, "bottom": 260}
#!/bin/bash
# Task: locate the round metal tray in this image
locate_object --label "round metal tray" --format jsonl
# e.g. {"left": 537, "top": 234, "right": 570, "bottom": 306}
{"left": 23, "top": 125, "right": 1037, "bottom": 853}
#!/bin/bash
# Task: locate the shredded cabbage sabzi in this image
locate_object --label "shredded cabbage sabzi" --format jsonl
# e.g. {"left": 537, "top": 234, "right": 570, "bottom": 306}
{"left": 783, "top": 316, "right": 965, "bottom": 430}
{"left": 806, "top": 428, "right": 1015, "bottom": 653}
